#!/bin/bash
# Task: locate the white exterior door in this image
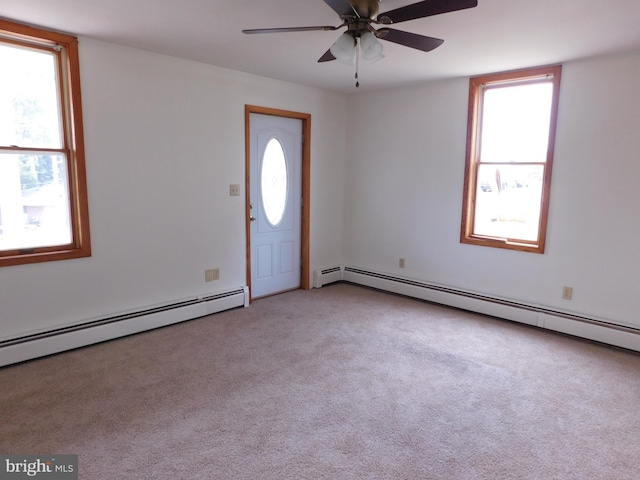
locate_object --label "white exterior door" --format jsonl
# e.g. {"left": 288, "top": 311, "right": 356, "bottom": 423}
{"left": 249, "top": 113, "right": 302, "bottom": 298}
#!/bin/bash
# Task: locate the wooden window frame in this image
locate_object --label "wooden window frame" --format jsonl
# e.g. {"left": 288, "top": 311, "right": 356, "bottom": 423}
{"left": 460, "top": 65, "right": 562, "bottom": 254}
{"left": 0, "top": 19, "right": 91, "bottom": 267}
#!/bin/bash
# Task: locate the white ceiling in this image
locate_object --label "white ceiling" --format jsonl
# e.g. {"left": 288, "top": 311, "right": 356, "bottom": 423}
{"left": 2, "top": 0, "right": 640, "bottom": 93}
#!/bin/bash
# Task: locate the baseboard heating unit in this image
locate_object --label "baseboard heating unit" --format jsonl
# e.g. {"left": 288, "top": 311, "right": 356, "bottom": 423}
{"left": 0, "top": 286, "right": 249, "bottom": 367}
{"left": 313, "top": 266, "right": 344, "bottom": 288}
{"left": 315, "top": 265, "right": 640, "bottom": 353}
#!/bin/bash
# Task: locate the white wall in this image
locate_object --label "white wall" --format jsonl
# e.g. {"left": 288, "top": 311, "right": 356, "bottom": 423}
{"left": 3, "top": 37, "right": 638, "bottom": 344}
{"left": 0, "top": 38, "right": 348, "bottom": 340}
{"left": 344, "top": 50, "right": 640, "bottom": 329}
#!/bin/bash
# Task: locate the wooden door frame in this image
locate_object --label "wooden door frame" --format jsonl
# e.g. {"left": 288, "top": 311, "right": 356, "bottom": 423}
{"left": 245, "top": 105, "right": 311, "bottom": 301}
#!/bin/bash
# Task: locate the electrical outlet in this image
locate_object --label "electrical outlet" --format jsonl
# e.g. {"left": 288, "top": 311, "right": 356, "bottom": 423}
{"left": 562, "top": 286, "right": 573, "bottom": 300}
{"left": 399, "top": 258, "right": 405, "bottom": 269}
{"left": 229, "top": 184, "right": 240, "bottom": 196}
{"left": 205, "top": 268, "right": 220, "bottom": 282}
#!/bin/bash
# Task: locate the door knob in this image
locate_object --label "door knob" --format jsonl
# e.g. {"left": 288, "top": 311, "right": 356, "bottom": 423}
{"left": 250, "top": 216, "right": 256, "bottom": 222}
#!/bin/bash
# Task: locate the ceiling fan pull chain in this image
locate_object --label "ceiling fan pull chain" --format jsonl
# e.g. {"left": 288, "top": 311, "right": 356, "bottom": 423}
{"left": 355, "top": 37, "right": 360, "bottom": 88}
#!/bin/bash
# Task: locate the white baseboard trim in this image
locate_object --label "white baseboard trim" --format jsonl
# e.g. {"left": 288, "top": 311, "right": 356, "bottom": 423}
{"left": 0, "top": 286, "right": 249, "bottom": 367}
{"left": 315, "top": 265, "right": 639, "bottom": 353}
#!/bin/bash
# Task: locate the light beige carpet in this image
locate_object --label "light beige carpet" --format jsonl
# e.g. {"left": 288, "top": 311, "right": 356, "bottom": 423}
{"left": 1, "top": 283, "right": 639, "bottom": 479}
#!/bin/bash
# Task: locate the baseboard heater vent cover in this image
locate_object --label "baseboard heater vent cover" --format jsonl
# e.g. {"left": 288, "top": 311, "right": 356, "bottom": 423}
{"left": 313, "top": 266, "right": 344, "bottom": 288}
{"left": 343, "top": 267, "right": 640, "bottom": 352}
{"left": 0, "top": 286, "right": 249, "bottom": 367}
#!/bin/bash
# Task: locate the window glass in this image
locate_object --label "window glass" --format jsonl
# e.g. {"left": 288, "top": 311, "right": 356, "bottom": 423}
{"left": 261, "top": 138, "right": 288, "bottom": 226}
{"left": 0, "top": 19, "right": 90, "bottom": 267}
{"left": 0, "top": 154, "right": 71, "bottom": 251}
{"left": 480, "top": 83, "right": 553, "bottom": 163}
{"left": 473, "top": 163, "right": 544, "bottom": 242}
{"left": 0, "top": 44, "right": 63, "bottom": 149}
{"left": 460, "top": 66, "right": 561, "bottom": 253}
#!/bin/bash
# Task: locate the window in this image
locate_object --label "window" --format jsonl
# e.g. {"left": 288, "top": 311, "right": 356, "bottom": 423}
{"left": 0, "top": 19, "right": 90, "bottom": 267}
{"left": 261, "top": 138, "right": 288, "bottom": 226}
{"left": 460, "top": 65, "right": 561, "bottom": 254}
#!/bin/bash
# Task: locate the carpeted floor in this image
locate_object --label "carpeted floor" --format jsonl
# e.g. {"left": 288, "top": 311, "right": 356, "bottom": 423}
{"left": 1, "top": 283, "right": 639, "bottom": 479}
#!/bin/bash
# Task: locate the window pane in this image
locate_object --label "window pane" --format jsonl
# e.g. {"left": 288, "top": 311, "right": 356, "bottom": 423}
{"left": 0, "top": 44, "right": 63, "bottom": 149}
{"left": 0, "top": 153, "right": 72, "bottom": 251}
{"left": 473, "top": 164, "right": 544, "bottom": 242}
{"left": 260, "top": 138, "right": 288, "bottom": 226}
{"left": 480, "top": 82, "right": 553, "bottom": 163}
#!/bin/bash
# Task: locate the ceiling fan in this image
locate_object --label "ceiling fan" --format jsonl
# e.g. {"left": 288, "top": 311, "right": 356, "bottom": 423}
{"left": 243, "top": 0, "right": 478, "bottom": 86}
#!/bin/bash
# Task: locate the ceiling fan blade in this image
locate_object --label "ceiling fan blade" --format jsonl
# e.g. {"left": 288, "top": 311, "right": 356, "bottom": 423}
{"left": 323, "top": 0, "right": 358, "bottom": 17}
{"left": 382, "top": 0, "right": 477, "bottom": 24}
{"left": 318, "top": 49, "right": 337, "bottom": 62}
{"left": 243, "top": 26, "right": 338, "bottom": 34}
{"left": 379, "top": 28, "right": 444, "bottom": 52}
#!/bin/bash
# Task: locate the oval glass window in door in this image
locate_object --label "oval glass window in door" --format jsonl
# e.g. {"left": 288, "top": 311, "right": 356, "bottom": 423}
{"left": 261, "top": 138, "right": 288, "bottom": 226}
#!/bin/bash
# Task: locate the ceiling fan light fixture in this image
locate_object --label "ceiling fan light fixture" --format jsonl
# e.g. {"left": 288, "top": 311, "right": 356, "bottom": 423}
{"left": 330, "top": 32, "right": 357, "bottom": 65}
{"left": 360, "top": 30, "right": 384, "bottom": 61}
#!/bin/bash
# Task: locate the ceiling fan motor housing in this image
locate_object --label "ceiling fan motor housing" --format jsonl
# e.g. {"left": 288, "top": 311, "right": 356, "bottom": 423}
{"left": 242, "top": 0, "right": 479, "bottom": 66}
